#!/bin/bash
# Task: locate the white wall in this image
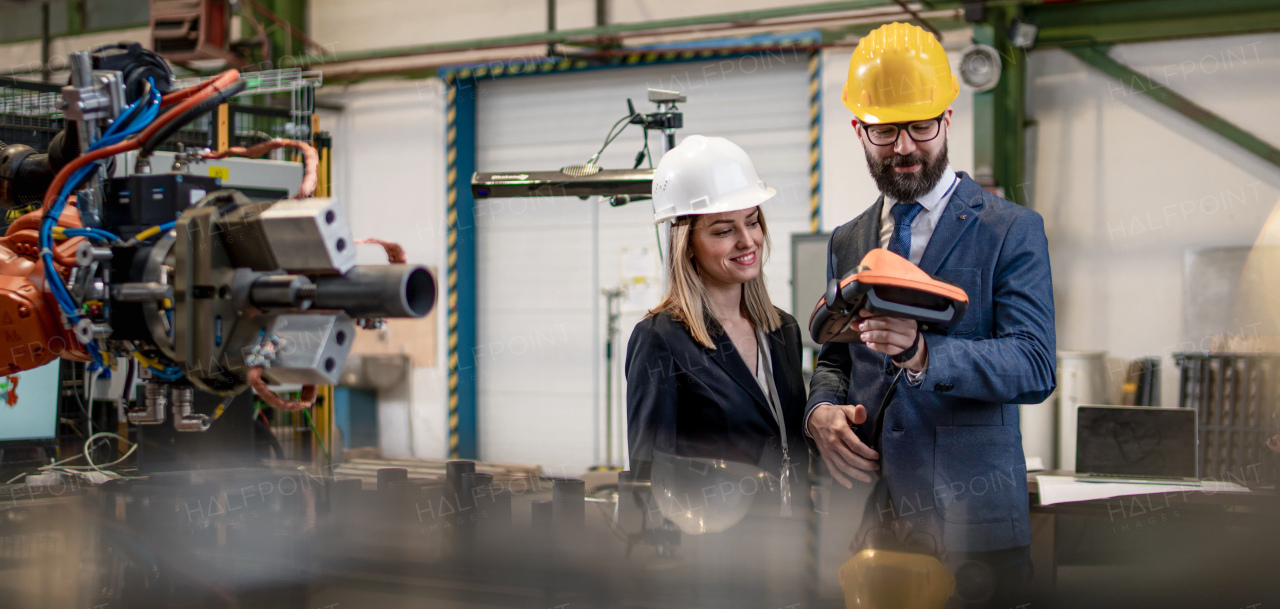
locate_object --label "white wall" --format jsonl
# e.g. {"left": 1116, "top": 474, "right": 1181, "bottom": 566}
{"left": 318, "top": 79, "right": 451, "bottom": 458}
{"left": 1027, "top": 33, "right": 1280, "bottom": 404}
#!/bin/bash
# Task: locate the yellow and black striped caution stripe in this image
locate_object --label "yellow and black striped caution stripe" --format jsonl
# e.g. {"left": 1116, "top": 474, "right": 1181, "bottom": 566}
{"left": 445, "top": 75, "right": 461, "bottom": 459}
{"left": 808, "top": 49, "right": 822, "bottom": 234}
{"left": 805, "top": 49, "right": 823, "bottom": 608}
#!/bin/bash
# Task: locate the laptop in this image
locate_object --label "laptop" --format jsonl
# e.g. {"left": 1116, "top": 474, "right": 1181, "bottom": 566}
{"left": 1074, "top": 405, "right": 1199, "bottom": 485}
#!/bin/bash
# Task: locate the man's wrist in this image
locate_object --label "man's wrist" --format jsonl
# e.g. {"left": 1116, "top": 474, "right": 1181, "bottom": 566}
{"left": 804, "top": 402, "right": 834, "bottom": 438}
{"left": 892, "top": 330, "right": 929, "bottom": 372}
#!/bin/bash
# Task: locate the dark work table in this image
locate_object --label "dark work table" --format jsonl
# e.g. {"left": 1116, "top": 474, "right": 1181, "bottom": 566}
{"left": 1021, "top": 471, "right": 1279, "bottom": 609}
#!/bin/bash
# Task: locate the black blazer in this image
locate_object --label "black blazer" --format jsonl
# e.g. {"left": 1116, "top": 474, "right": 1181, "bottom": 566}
{"left": 625, "top": 308, "right": 809, "bottom": 482}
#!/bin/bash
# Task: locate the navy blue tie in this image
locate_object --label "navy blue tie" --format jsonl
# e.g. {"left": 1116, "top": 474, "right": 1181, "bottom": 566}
{"left": 889, "top": 201, "right": 924, "bottom": 260}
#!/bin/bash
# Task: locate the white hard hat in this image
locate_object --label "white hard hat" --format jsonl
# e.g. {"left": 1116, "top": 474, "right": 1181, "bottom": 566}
{"left": 651, "top": 135, "right": 777, "bottom": 225}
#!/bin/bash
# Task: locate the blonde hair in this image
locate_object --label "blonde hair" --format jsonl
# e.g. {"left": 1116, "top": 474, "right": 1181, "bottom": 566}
{"left": 650, "top": 207, "right": 782, "bottom": 348}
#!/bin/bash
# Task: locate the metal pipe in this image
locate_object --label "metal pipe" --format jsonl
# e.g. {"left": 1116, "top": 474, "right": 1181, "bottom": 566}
{"left": 547, "top": 0, "right": 557, "bottom": 57}
{"left": 531, "top": 499, "right": 554, "bottom": 531}
{"left": 460, "top": 472, "right": 493, "bottom": 510}
{"left": 314, "top": 0, "right": 914, "bottom": 66}
{"left": 552, "top": 478, "right": 585, "bottom": 531}
{"left": 249, "top": 275, "right": 314, "bottom": 309}
{"left": 40, "top": 1, "right": 51, "bottom": 83}
{"left": 446, "top": 460, "right": 475, "bottom": 512}
{"left": 311, "top": 265, "right": 436, "bottom": 318}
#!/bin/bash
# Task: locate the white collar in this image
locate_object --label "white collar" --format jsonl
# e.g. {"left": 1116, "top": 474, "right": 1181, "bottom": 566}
{"left": 884, "top": 165, "right": 957, "bottom": 212}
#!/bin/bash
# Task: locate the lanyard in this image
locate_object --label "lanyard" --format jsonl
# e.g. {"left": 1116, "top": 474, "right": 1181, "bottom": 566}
{"left": 755, "top": 328, "right": 792, "bottom": 516}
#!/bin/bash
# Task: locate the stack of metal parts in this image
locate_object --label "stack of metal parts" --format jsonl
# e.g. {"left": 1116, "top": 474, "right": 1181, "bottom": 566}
{"left": 1174, "top": 352, "right": 1280, "bottom": 485}
{"left": 332, "top": 457, "right": 543, "bottom": 491}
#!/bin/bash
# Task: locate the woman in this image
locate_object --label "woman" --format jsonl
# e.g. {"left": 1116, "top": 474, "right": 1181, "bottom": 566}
{"left": 625, "top": 135, "right": 808, "bottom": 510}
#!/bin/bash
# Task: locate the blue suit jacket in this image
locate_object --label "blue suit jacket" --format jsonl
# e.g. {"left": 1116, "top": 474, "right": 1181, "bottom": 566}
{"left": 807, "top": 172, "right": 1056, "bottom": 552}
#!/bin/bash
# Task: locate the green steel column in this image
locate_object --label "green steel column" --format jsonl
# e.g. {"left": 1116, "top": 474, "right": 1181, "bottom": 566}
{"left": 972, "top": 7, "right": 1027, "bottom": 205}
{"left": 261, "top": 0, "right": 308, "bottom": 63}
{"left": 971, "top": 23, "right": 996, "bottom": 188}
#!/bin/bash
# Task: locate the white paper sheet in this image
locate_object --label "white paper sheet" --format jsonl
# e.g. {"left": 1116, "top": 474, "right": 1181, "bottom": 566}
{"left": 1035, "top": 475, "right": 1251, "bottom": 506}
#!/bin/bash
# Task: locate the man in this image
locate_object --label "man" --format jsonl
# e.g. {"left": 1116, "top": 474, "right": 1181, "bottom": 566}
{"left": 805, "top": 23, "right": 1056, "bottom": 607}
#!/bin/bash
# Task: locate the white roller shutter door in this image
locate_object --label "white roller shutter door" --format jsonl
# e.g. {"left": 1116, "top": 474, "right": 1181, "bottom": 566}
{"left": 475, "top": 56, "right": 810, "bottom": 473}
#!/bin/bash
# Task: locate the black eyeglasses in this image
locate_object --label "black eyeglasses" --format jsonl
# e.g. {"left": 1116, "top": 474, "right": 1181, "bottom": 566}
{"left": 856, "top": 115, "right": 945, "bottom": 147}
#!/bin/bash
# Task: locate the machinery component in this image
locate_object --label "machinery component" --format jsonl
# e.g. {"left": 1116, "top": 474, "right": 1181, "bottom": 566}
{"left": 471, "top": 88, "right": 687, "bottom": 202}
{"left": 628, "top": 89, "right": 685, "bottom": 148}
{"left": 641, "top": 88, "right": 685, "bottom": 159}
{"left": 311, "top": 265, "right": 436, "bottom": 318}
{"left": 250, "top": 314, "right": 355, "bottom": 386}
{"left": 0, "top": 45, "right": 434, "bottom": 442}
{"left": 0, "top": 132, "right": 78, "bottom": 209}
{"left": 1174, "top": 353, "right": 1280, "bottom": 485}
{"left": 129, "top": 382, "right": 169, "bottom": 424}
{"left": 61, "top": 66, "right": 127, "bottom": 124}
{"left": 107, "top": 173, "right": 221, "bottom": 238}
{"left": 114, "top": 282, "right": 172, "bottom": 302}
{"left": 90, "top": 42, "right": 176, "bottom": 102}
{"left": 808, "top": 249, "right": 969, "bottom": 344}
{"left": 0, "top": 245, "right": 91, "bottom": 372}
{"left": 200, "top": 140, "right": 321, "bottom": 199}
{"left": 74, "top": 318, "right": 112, "bottom": 343}
{"left": 958, "top": 44, "right": 1002, "bottom": 92}
{"left": 249, "top": 275, "right": 314, "bottom": 309}
{"left": 170, "top": 385, "right": 210, "bottom": 432}
{"left": 841, "top": 22, "right": 960, "bottom": 124}
{"left": 356, "top": 317, "right": 387, "bottom": 330}
{"left": 218, "top": 195, "right": 356, "bottom": 274}
{"left": 75, "top": 241, "right": 112, "bottom": 267}
{"left": 649, "top": 135, "right": 776, "bottom": 225}
{"left": 471, "top": 168, "right": 654, "bottom": 199}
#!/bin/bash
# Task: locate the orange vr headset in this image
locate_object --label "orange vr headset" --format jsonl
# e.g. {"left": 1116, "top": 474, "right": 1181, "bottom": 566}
{"left": 808, "top": 249, "right": 970, "bottom": 344}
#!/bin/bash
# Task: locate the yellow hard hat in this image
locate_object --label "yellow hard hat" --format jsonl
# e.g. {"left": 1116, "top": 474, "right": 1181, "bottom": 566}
{"left": 842, "top": 22, "right": 959, "bottom": 124}
{"left": 839, "top": 549, "right": 956, "bottom": 609}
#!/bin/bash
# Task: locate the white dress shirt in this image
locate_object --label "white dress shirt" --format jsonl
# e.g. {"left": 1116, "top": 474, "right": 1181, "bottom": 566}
{"left": 877, "top": 166, "right": 958, "bottom": 265}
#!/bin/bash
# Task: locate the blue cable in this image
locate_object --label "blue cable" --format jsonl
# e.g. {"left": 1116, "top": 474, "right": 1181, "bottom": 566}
{"left": 147, "top": 365, "right": 183, "bottom": 380}
{"left": 38, "top": 79, "right": 162, "bottom": 371}
{"left": 64, "top": 228, "right": 121, "bottom": 242}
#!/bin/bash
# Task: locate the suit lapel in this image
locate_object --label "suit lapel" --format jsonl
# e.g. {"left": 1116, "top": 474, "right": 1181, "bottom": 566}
{"left": 704, "top": 332, "right": 772, "bottom": 415}
{"left": 917, "top": 175, "right": 980, "bottom": 275}
{"left": 833, "top": 196, "right": 884, "bottom": 278}
{"left": 856, "top": 195, "right": 884, "bottom": 258}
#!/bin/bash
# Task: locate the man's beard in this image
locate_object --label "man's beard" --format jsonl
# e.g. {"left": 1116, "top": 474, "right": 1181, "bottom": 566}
{"left": 864, "top": 139, "right": 949, "bottom": 202}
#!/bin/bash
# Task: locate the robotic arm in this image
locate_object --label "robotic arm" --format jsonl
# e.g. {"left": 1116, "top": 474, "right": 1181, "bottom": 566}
{"left": 0, "top": 45, "right": 435, "bottom": 433}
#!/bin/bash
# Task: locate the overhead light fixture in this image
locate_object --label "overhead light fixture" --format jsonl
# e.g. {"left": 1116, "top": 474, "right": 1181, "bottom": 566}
{"left": 958, "top": 44, "right": 1002, "bottom": 92}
